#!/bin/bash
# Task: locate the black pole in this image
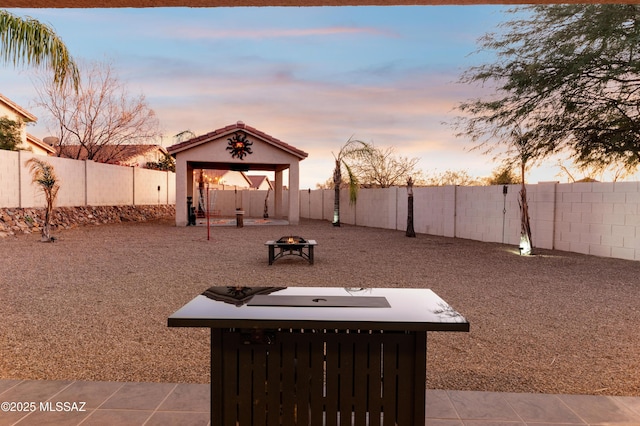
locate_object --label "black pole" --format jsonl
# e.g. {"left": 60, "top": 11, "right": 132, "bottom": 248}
{"left": 187, "top": 196, "right": 196, "bottom": 226}
{"left": 406, "top": 177, "right": 416, "bottom": 238}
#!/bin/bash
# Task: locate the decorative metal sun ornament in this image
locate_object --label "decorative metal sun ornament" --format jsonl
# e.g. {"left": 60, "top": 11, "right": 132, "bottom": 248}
{"left": 226, "top": 132, "right": 253, "bottom": 160}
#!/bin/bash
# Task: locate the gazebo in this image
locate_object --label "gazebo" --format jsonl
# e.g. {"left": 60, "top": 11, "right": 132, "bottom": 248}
{"left": 167, "top": 121, "right": 308, "bottom": 226}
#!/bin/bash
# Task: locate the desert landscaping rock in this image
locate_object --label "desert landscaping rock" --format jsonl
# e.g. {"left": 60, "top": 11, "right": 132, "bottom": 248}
{"left": 1, "top": 218, "right": 639, "bottom": 396}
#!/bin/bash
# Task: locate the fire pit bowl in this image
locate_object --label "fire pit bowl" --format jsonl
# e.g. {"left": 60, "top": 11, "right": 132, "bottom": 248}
{"left": 276, "top": 236, "right": 307, "bottom": 249}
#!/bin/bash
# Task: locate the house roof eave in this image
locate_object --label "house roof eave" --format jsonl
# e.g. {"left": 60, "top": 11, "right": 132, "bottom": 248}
{"left": 26, "top": 133, "right": 56, "bottom": 154}
{"left": 0, "top": 92, "right": 37, "bottom": 122}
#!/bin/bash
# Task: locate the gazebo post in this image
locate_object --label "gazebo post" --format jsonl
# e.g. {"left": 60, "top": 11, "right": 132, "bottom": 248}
{"left": 174, "top": 158, "right": 192, "bottom": 226}
{"left": 274, "top": 170, "right": 284, "bottom": 219}
{"left": 288, "top": 161, "right": 300, "bottom": 225}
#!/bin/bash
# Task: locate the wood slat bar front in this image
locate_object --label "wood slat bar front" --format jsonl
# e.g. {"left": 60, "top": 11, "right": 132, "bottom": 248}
{"left": 211, "top": 328, "right": 424, "bottom": 426}
{"left": 169, "top": 286, "right": 469, "bottom": 426}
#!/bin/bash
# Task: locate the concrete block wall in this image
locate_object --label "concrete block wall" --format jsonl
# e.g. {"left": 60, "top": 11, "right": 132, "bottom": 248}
{"left": 18, "top": 152, "right": 41, "bottom": 208}
{"left": 395, "top": 186, "right": 408, "bottom": 233}
{"left": 300, "top": 182, "right": 639, "bottom": 262}
{"left": 198, "top": 189, "right": 240, "bottom": 216}
{"left": 322, "top": 189, "right": 335, "bottom": 222}
{"left": 193, "top": 189, "right": 280, "bottom": 218}
{"left": 355, "top": 187, "right": 398, "bottom": 229}
{"left": 333, "top": 188, "right": 357, "bottom": 225}
{"left": 554, "top": 181, "right": 640, "bottom": 260}
{"left": 0, "top": 150, "right": 175, "bottom": 209}
{"left": 455, "top": 185, "right": 515, "bottom": 244}
{"left": 442, "top": 186, "right": 457, "bottom": 238}
{"left": 87, "top": 161, "right": 134, "bottom": 206}
{"left": 19, "top": 152, "right": 88, "bottom": 208}
{"left": 308, "top": 189, "right": 325, "bottom": 220}
{"left": 241, "top": 190, "right": 264, "bottom": 218}
{"left": 241, "top": 190, "right": 281, "bottom": 218}
{"left": 196, "top": 182, "right": 640, "bottom": 261}
{"left": 0, "top": 150, "right": 19, "bottom": 208}
{"left": 3, "top": 148, "right": 638, "bottom": 261}
{"left": 395, "top": 186, "right": 454, "bottom": 237}
{"left": 299, "top": 189, "right": 327, "bottom": 221}
{"left": 44, "top": 155, "right": 87, "bottom": 207}
{"left": 528, "top": 183, "right": 556, "bottom": 250}
{"left": 134, "top": 167, "right": 173, "bottom": 205}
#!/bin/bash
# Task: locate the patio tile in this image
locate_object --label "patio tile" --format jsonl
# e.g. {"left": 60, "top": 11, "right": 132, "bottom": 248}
{"left": 0, "top": 380, "right": 21, "bottom": 395}
{"left": 613, "top": 396, "right": 640, "bottom": 417}
{"left": 0, "top": 380, "right": 639, "bottom": 426}
{"left": 426, "top": 389, "right": 459, "bottom": 419}
{"left": 51, "top": 381, "right": 124, "bottom": 409}
{"left": 524, "top": 424, "right": 592, "bottom": 426}
{"left": 13, "top": 408, "right": 91, "bottom": 425}
{"left": 145, "top": 410, "right": 210, "bottom": 426}
{"left": 0, "top": 408, "right": 30, "bottom": 425}
{"left": 157, "top": 383, "right": 209, "bottom": 412}
{"left": 428, "top": 420, "right": 464, "bottom": 426}
{"left": 502, "top": 392, "right": 585, "bottom": 423}
{"left": 99, "top": 382, "right": 176, "bottom": 410}
{"left": 0, "top": 380, "right": 72, "bottom": 403}
{"left": 448, "top": 391, "right": 520, "bottom": 421}
{"left": 79, "top": 409, "right": 152, "bottom": 425}
{"left": 559, "top": 394, "right": 640, "bottom": 424}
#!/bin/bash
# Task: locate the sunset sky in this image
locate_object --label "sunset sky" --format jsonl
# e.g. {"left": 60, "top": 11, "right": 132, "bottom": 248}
{"left": 2, "top": 6, "right": 587, "bottom": 188}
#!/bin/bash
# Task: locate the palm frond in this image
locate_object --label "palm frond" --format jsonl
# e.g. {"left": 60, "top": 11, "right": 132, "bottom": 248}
{"left": 343, "top": 161, "right": 359, "bottom": 205}
{"left": 27, "top": 157, "right": 59, "bottom": 191}
{"left": 0, "top": 10, "right": 79, "bottom": 89}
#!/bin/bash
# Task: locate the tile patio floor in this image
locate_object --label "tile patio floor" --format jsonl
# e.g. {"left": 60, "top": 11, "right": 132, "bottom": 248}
{"left": 1, "top": 379, "right": 639, "bottom": 425}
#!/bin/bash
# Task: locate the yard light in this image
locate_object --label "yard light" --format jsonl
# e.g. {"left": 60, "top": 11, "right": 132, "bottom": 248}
{"left": 519, "top": 234, "right": 532, "bottom": 256}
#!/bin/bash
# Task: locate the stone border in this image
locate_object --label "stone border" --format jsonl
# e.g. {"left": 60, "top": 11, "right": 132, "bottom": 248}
{"left": 0, "top": 205, "right": 176, "bottom": 238}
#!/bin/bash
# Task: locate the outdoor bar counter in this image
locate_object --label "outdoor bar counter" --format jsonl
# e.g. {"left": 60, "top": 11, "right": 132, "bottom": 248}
{"left": 168, "top": 286, "right": 469, "bottom": 426}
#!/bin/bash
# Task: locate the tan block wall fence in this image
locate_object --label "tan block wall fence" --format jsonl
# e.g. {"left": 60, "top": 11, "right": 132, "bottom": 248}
{"left": 297, "top": 182, "right": 640, "bottom": 262}
{"left": 2, "top": 150, "right": 639, "bottom": 261}
{"left": 0, "top": 150, "right": 175, "bottom": 208}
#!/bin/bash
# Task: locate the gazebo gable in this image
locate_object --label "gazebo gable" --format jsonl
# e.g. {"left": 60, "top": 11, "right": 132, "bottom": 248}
{"left": 167, "top": 121, "right": 308, "bottom": 164}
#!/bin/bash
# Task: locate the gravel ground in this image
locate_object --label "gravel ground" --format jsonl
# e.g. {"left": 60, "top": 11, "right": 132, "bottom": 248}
{"left": 1, "top": 218, "right": 639, "bottom": 396}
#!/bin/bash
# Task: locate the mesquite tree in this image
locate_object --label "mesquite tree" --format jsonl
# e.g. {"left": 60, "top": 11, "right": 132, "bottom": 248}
{"left": 512, "top": 128, "right": 534, "bottom": 255}
{"left": 455, "top": 4, "right": 640, "bottom": 254}
{"left": 350, "top": 145, "right": 421, "bottom": 188}
{"left": 456, "top": 4, "right": 640, "bottom": 175}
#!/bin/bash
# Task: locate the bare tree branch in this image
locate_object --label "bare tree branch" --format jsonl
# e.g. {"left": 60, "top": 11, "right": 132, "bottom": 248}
{"left": 33, "top": 60, "right": 159, "bottom": 162}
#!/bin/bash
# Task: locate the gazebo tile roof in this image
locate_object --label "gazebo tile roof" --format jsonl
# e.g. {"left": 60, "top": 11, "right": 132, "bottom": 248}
{"left": 167, "top": 121, "right": 308, "bottom": 159}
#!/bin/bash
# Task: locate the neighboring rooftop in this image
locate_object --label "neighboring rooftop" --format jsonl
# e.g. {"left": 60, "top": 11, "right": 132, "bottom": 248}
{"left": 55, "top": 144, "right": 167, "bottom": 165}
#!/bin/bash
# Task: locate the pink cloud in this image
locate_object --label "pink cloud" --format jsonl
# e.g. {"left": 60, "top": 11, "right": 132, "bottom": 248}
{"left": 167, "top": 26, "right": 395, "bottom": 41}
